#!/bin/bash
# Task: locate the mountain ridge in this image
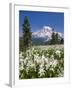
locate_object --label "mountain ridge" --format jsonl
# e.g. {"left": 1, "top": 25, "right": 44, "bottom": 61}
{"left": 32, "top": 26, "right": 63, "bottom": 40}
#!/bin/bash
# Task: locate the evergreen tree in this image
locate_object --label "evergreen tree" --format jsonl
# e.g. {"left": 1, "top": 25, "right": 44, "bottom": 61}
{"left": 52, "top": 32, "right": 56, "bottom": 44}
{"left": 19, "top": 37, "right": 24, "bottom": 52}
{"left": 22, "top": 16, "right": 32, "bottom": 51}
{"left": 60, "top": 38, "right": 64, "bottom": 44}
{"left": 50, "top": 32, "right": 56, "bottom": 44}
{"left": 55, "top": 33, "right": 59, "bottom": 44}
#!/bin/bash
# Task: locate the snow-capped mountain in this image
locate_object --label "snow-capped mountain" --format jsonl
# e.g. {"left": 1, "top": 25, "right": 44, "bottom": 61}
{"left": 32, "top": 26, "right": 63, "bottom": 42}
{"left": 32, "top": 26, "right": 53, "bottom": 39}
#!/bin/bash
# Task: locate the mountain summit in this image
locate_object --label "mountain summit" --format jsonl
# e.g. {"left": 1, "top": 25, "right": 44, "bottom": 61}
{"left": 32, "top": 26, "right": 53, "bottom": 39}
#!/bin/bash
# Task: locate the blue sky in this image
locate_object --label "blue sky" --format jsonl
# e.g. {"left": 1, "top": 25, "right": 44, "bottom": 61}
{"left": 19, "top": 10, "right": 64, "bottom": 36}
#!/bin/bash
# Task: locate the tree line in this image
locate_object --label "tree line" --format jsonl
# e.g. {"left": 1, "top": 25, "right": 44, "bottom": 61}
{"left": 48, "top": 32, "right": 64, "bottom": 45}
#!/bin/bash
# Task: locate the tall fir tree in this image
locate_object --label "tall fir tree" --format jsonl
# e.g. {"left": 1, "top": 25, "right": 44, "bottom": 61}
{"left": 48, "top": 32, "right": 53, "bottom": 45}
{"left": 22, "top": 16, "right": 32, "bottom": 51}
{"left": 51, "top": 32, "right": 56, "bottom": 44}
{"left": 55, "top": 33, "right": 59, "bottom": 44}
{"left": 19, "top": 37, "right": 24, "bottom": 52}
{"left": 60, "top": 38, "right": 64, "bottom": 44}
